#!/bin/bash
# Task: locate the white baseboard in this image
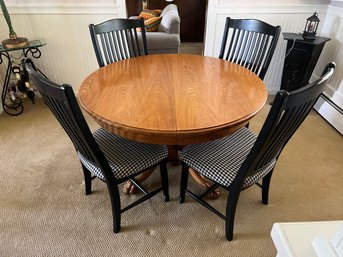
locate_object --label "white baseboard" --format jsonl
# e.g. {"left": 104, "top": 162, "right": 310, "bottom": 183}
{"left": 314, "top": 94, "right": 343, "bottom": 135}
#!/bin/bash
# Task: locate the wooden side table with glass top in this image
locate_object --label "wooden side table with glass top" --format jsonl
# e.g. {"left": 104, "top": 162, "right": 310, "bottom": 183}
{"left": 0, "top": 39, "right": 47, "bottom": 116}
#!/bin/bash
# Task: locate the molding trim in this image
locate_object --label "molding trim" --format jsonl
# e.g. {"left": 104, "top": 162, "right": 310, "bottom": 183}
{"left": 323, "top": 87, "right": 343, "bottom": 109}
{"left": 321, "top": 92, "right": 343, "bottom": 115}
{"left": 327, "top": 4, "right": 343, "bottom": 16}
{"left": 4, "top": 4, "right": 118, "bottom": 15}
{"left": 211, "top": 4, "right": 328, "bottom": 14}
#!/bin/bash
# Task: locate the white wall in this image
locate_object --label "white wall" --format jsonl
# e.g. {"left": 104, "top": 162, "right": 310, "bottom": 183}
{"left": 330, "top": 1, "right": 343, "bottom": 8}
{"left": 204, "top": 0, "right": 329, "bottom": 94}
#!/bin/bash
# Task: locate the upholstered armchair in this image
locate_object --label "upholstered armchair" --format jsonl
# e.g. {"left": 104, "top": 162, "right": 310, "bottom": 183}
{"left": 131, "top": 4, "right": 181, "bottom": 54}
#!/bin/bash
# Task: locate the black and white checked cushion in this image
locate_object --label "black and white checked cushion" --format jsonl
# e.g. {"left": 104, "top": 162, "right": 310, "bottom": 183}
{"left": 78, "top": 128, "right": 168, "bottom": 180}
{"left": 180, "top": 127, "right": 276, "bottom": 188}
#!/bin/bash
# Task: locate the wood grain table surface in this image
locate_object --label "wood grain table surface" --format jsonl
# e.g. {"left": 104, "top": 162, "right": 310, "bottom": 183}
{"left": 79, "top": 54, "right": 267, "bottom": 146}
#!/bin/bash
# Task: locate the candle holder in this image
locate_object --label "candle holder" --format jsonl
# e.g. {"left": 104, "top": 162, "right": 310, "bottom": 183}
{"left": 0, "top": 0, "right": 28, "bottom": 49}
{"left": 302, "top": 12, "right": 320, "bottom": 40}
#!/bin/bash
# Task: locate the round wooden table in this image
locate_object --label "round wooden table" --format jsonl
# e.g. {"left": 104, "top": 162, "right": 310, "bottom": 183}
{"left": 79, "top": 54, "right": 267, "bottom": 147}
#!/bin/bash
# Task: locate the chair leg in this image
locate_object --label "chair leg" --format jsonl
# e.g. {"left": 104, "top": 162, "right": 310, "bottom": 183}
{"left": 179, "top": 162, "right": 189, "bottom": 203}
{"left": 261, "top": 170, "right": 274, "bottom": 205}
{"left": 160, "top": 159, "right": 169, "bottom": 202}
{"left": 225, "top": 188, "right": 241, "bottom": 241}
{"left": 106, "top": 180, "right": 122, "bottom": 233}
{"left": 81, "top": 163, "right": 92, "bottom": 195}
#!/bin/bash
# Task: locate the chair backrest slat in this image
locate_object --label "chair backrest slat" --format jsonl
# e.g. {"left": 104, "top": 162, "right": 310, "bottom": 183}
{"left": 119, "top": 30, "right": 127, "bottom": 59}
{"left": 104, "top": 33, "right": 112, "bottom": 64}
{"left": 89, "top": 18, "right": 148, "bottom": 67}
{"left": 243, "top": 32, "right": 256, "bottom": 68}
{"left": 132, "top": 28, "right": 141, "bottom": 56}
{"left": 253, "top": 34, "right": 268, "bottom": 74}
{"left": 219, "top": 17, "right": 281, "bottom": 80}
{"left": 114, "top": 32, "right": 120, "bottom": 63}
{"left": 239, "top": 62, "right": 335, "bottom": 181}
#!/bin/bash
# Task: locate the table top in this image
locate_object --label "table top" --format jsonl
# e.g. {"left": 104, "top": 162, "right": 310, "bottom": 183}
{"left": 79, "top": 54, "right": 267, "bottom": 145}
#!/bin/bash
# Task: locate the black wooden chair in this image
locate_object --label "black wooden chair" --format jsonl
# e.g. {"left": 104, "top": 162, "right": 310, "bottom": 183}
{"left": 219, "top": 17, "right": 281, "bottom": 80}
{"left": 26, "top": 62, "right": 169, "bottom": 233}
{"left": 179, "top": 62, "right": 335, "bottom": 241}
{"left": 89, "top": 18, "right": 148, "bottom": 67}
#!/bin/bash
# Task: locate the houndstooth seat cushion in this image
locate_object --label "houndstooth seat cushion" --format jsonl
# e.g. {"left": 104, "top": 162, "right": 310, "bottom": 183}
{"left": 78, "top": 128, "right": 168, "bottom": 180}
{"left": 180, "top": 127, "right": 276, "bottom": 188}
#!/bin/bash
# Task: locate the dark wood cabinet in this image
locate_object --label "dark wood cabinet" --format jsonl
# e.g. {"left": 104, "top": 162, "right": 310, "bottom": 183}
{"left": 281, "top": 32, "right": 330, "bottom": 91}
{"left": 125, "top": 0, "right": 207, "bottom": 42}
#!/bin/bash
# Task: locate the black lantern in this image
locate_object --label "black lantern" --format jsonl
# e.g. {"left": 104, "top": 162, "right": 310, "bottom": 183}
{"left": 302, "top": 12, "right": 320, "bottom": 40}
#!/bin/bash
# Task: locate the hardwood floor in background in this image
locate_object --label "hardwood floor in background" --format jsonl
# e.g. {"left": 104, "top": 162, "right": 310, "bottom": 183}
{"left": 179, "top": 42, "right": 204, "bottom": 55}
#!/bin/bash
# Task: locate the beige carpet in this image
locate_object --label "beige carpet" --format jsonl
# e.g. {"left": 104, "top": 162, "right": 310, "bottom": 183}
{"left": 0, "top": 99, "right": 342, "bottom": 257}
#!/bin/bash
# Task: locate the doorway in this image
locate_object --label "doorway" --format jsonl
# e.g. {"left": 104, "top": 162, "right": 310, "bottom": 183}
{"left": 125, "top": 0, "right": 208, "bottom": 43}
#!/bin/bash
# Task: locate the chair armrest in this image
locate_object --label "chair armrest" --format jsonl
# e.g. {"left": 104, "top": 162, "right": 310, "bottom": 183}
{"left": 158, "top": 11, "right": 180, "bottom": 34}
